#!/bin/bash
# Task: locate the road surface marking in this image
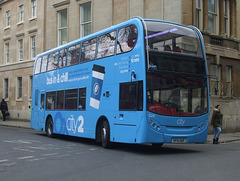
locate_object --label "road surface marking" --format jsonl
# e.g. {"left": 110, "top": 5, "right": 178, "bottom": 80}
{"left": 18, "top": 156, "right": 35, "bottom": 160}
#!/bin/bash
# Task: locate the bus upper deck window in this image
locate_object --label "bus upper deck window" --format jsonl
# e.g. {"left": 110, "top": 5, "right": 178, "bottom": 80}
{"left": 117, "top": 25, "right": 138, "bottom": 54}
{"left": 81, "top": 38, "right": 97, "bottom": 63}
{"left": 34, "top": 57, "right": 41, "bottom": 74}
{"left": 59, "top": 48, "right": 67, "bottom": 68}
{"left": 97, "top": 31, "right": 116, "bottom": 59}
{"left": 67, "top": 44, "right": 80, "bottom": 66}
{"left": 41, "top": 55, "right": 48, "bottom": 73}
{"left": 47, "top": 52, "right": 58, "bottom": 71}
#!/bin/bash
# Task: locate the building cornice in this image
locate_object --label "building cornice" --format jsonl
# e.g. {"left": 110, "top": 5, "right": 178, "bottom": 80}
{"left": 53, "top": 0, "right": 70, "bottom": 8}
{"left": 0, "top": 60, "right": 34, "bottom": 72}
{"left": 0, "top": 0, "right": 9, "bottom": 5}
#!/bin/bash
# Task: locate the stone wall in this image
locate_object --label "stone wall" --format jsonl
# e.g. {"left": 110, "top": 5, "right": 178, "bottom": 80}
{"left": 209, "top": 98, "right": 240, "bottom": 133}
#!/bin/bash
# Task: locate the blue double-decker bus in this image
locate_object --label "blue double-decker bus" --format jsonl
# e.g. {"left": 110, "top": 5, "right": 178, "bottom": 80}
{"left": 31, "top": 17, "right": 209, "bottom": 148}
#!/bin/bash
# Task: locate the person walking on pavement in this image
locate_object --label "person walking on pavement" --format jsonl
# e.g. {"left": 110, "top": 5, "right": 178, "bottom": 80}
{"left": 0, "top": 99, "right": 8, "bottom": 121}
{"left": 211, "top": 105, "right": 223, "bottom": 144}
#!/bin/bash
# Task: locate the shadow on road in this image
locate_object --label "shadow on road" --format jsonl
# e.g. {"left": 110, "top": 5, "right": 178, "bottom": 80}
{"left": 35, "top": 132, "right": 202, "bottom": 155}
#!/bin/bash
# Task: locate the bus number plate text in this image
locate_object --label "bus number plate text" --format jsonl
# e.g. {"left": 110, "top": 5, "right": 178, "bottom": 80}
{"left": 172, "top": 138, "right": 186, "bottom": 143}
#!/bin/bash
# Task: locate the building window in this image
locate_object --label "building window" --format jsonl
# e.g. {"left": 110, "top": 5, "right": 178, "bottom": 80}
{"left": 208, "top": 0, "right": 217, "bottom": 34}
{"left": 5, "top": 43, "right": 10, "bottom": 64}
{"left": 18, "top": 39, "right": 23, "bottom": 61}
{"left": 210, "top": 64, "right": 221, "bottom": 96}
{"left": 32, "top": 0, "right": 37, "bottom": 18}
{"left": 226, "top": 66, "right": 232, "bottom": 97}
{"left": 196, "top": 0, "right": 201, "bottom": 29}
{"left": 17, "top": 77, "right": 23, "bottom": 99}
{"left": 19, "top": 5, "right": 24, "bottom": 23}
{"left": 80, "top": 2, "right": 92, "bottom": 37}
{"left": 6, "top": 10, "right": 10, "bottom": 27}
{"left": 58, "top": 9, "right": 68, "bottom": 45}
{"left": 31, "top": 35, "right": 36, "bottom": 59}
{"left": 224, "top": 0, "right": 229, "bottom": 35}
{"left": 29, "top": 76, "right": 33, "bottom": 100}
{"left": 4, "top": 78, "right": 9, "bottom": 99}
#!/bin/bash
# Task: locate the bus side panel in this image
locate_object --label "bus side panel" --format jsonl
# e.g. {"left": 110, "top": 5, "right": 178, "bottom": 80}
{"left": 52, "top": 111, "right": 96, "bottom": 139}
{"left": 111, "top": 112, "right": 145, "bottom": 143}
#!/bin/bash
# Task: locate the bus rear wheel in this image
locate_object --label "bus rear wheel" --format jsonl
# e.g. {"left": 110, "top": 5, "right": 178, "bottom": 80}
{"left": 101, "top": 121, "right": 111, "bottom": 148}
{"left": 46, "top": 117, "right": 54, "bottom": 138}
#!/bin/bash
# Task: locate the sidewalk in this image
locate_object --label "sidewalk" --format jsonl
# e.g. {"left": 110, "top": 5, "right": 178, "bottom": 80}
{"left": 0, "top": 119, "right": 31, "bottom": 129}
{"left": 1, "top": 119, "right": 240, "bottom": 144}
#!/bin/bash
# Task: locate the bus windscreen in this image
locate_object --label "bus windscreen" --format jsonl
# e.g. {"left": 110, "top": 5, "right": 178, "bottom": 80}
{"left": 145, "top": 21, "right": 203, "bottom": 57}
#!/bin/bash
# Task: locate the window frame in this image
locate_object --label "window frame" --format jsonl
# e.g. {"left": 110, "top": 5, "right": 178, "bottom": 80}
{"left": 225, "top": 65, "right": 232, "bottom": 97}
{"left": 97, "top": 30, "right": 117, "bottom": 59}
{"left": 19, "top": 4, "right": 24, "bottom": 23}
{"left": 80, "top": 2, "right": 92, "bottom": 38}
{"left": 119, "top": 81, "right": 143, "bottom": 111}
{"left": 46, "top": 91, "right": 56, "bottom": 110}
{"left": 29, "top": 76, "right": 33, "bottom": 100}
{"left": 81, "top": 38, "right": 97, "bottom": 63}
{"left": 116, "top": 24, "right": 138, "bottom": 55}
{"left": 208, "top": 0, "right": 217, "bottom": 34}
{"left": 58, "top": 48, "right": 67, "bottom": 68}
{"left": 47, "top": 52, "right": 59, "bottom": 71}
{"left": 210, "top": 64, "right": 221, "bottom": 96}
{"left": 58, "top": 9, "right": 68, "bottom": 46}
{"left": 41, "top": 55, "right": 48, "bottom": 73}
{"left": 67, "top": 43, "right": 81, "bottom": 66}
{"left": 31, "top": 0, "right": 37, "bottom": 18}
{"left": 17, "top": 77, "right": 23, "bottom": 100}
{"left": 18, "top": 39, "right": 24, "bottom": 61}
{"left": 4, "top": 78, "right": 9, "bottom": 100}
{"left": 78, "top": 87, "right": 86, "bottom": 111}
{"left": 65, "top": 88, "right": 78, "bottom": 110}
{"left": 223, "top": 0, "right": 229, "bottom": 36}
{"left": 6, "top": 10, "right": 10, "bottom": 27}
{"left": 5, "top": 43, "right": 10, "bottom": 64}
{"left": 196, "top": 0, "right": 202, "bottom": 29}
{"left": 57, "top": 90, "right": 64, "bottom": 110}
{"left": 31, "top": 35, "right": 36, "bottom": 59}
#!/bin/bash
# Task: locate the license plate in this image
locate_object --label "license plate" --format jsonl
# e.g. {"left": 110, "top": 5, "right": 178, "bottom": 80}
{"left": 172, "top": 138, "right": 186, "bottom": 143}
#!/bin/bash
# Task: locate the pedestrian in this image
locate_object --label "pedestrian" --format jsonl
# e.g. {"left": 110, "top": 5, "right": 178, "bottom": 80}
{"left": 211, "top": 105, "right": 223, "bottom": 144}
{"left": 0, "top": 99, "right": 8, "bottom": 121}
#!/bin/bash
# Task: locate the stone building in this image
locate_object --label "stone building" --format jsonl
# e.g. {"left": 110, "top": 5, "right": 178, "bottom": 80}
{"left": 0, "top": 0, "right": 239, "bottom": 132}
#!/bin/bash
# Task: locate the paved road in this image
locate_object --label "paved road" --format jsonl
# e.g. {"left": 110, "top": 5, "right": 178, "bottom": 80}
{"left": 1, "top": 126, "right": 240, "bottom": 181}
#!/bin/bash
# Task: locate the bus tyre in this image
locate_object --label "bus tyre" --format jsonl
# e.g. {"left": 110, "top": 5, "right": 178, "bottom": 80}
{"left": 46, "top": 117, "right": 54, "bottom": 138}
{"left": 101, "top": 121, "right": 111, "bottom": 148}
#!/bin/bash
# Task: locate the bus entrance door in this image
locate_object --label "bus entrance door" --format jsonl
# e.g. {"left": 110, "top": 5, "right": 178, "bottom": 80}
{"left": 40, "top": 92, "right": 45, "bottom": 124}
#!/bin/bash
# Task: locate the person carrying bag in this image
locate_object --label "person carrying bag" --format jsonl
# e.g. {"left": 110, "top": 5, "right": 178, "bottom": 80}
{"left": 0, "top": 99, "right": 9, "bottom": 121}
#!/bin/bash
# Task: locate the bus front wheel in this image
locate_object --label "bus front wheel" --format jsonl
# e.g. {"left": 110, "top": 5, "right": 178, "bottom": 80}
{"left": 46, "top": 117, "right": 54, "bottom": 138}
{"left": 101, "top": 121, "right": 111, "bottom": 148}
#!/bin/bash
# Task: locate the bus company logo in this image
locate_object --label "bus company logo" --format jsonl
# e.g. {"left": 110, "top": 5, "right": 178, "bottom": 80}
{"left": 93, "top": 83, "right": 100, "bottom": 95}
{"left": 66, "top": 115, "right": 84, "bottom": 134}
{"left": 177, "top": 118, "right": 185, "bottom": 126}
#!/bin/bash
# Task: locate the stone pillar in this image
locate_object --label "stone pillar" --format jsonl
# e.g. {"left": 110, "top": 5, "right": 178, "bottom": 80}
{"left": 219, "top": 0, "right": 225, "bottom": 36}
{"left": 230, "top": 0, "right": 237, "bottom": 38}
{"left": 202, "top": 0, "right": 209, "bottom": 32}
{"left": 192, "top": 0, "right": 196, "bottom": 26}
{"left": 129, "top": 0, "right": 144, "bottom": 19}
